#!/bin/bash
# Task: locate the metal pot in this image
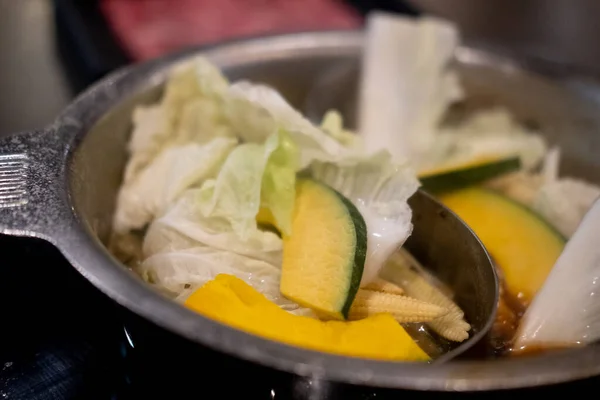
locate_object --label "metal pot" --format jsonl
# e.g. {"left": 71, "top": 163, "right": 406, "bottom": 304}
{"left": 1, "top": 31, "right": 599, "bottom": 394}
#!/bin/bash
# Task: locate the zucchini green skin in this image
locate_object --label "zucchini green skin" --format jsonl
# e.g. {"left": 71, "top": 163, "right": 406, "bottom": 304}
{"left": 421, "top": 157, "right": 521, "bottom": 194}
{"left": 333, "top": 190, "right": 368, "bottom": 319}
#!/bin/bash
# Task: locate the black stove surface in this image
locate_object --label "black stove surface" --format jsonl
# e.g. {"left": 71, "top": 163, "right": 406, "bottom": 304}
{"left": 3, "top": 233, "right": 600, "bottom": 400}
{"left": 0, "top": 235, "right": 127, "bottom": 399}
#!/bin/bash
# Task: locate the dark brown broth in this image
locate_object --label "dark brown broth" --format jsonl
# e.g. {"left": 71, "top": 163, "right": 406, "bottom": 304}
{"left": 489, "top": 285, "right": 527, "bottom": 356}
{"left": 486, "top": 258, "right": 528, "bottom": 356}
{"left": 510, "top": 343, "right": 577, "bottom": 357}
{"left": 483, "top": 259, "right": 572, "bottom": 358}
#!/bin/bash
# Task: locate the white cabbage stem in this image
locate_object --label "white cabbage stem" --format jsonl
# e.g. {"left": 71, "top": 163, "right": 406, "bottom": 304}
{"left": 514, "top": 198, "right": 600, "bottom": 350}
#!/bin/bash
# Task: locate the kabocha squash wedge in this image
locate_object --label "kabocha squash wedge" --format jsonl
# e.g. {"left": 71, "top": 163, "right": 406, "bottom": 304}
{"left": 185, "top": 275, "right": 430, "bottom": 361}
{"left": 257, "top": 180, "right": 441, "bottom": 324}
{"left": 419, "top": 156, "right": 521, "bottom": 193}
{"left": 279, "top": 179, "right": 367, "bottom": 320}
{"left": 438, "top": 187, "right": 565, "bottom": 302}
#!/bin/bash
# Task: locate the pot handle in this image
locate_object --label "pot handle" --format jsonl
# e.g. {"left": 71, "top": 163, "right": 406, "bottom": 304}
{"left": 0, "top": 129, "right": 70, "bottom": 243}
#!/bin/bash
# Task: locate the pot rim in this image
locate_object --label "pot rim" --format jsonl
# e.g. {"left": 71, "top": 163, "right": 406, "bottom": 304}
{"left": 51, "top": 30, "right": 600, "bottom": 391}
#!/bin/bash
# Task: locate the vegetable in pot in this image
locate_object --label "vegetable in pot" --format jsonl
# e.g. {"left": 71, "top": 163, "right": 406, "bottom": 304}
{"left": 185, "top": 274, "right": 430, "bottom": 362}
{"left": 279, "top": 178, "right": 367, "bottom": 320}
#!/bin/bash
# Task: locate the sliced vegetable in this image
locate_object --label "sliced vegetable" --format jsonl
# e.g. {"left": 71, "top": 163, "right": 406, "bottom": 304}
{"left": 310, "top": 151, "right": 419, "bottom": 287}
{"left": 226, "top": 81, "right": 356, "bottom": 168}
{"left": 349, "top": 289, "right": 447, "bottom": 323}
{"left": 383, "top": 250, "right": 471, "bottom": 342}
{"left": 418, "top": 155, "right": 521, "bottom": 193}
{"left": 484, "top": 171, "right": 544, "bottom": 208}
{"left": 357, "top": 12, "right": 463, "bottom": 160}
{"left": 185, "top": 274, "right": 430, "bottom": 361}
{"left": 122, "top": 57, "right": 232, "bottom": 185}
{"left": 113, "top": 137, "right": 237, "bottom": 234}
{"left": 144, "top": 189, "right": 283, "bottom": 266}
{"left": 514, "top": 198, "right": 600, "bottom": 350}
{"left": 362, "top": 278, "right": 404, "bottom": 295}
{"left": 532, "top": 177, "right": 600, "bottom": 238}
{"left": 320, "top": 110, "right": 361, "bottom": 148}
{"left": 438, "top": 188, "right": 566, "bottom": 302}
{"left": 259, "top": 129, "right": 299, "bottom": 236}
{"left": 255, "top": 207, "right": 276, "bottom": 228}
{"left": 197, "top": 129, "right": 298, "bottom": 240}
{"left": 429, "top": 109, "right": 548, "bottom": 173}
{"left": 280, "top": 179, "right": 367, "bottom": 320}
{"left": 140, "top": 245, "right": 286, "bottom": 304}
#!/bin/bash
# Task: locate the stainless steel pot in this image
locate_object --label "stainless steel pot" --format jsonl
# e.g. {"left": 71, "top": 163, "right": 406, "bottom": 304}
{"left": 0, "top": 31, "right": 599, "bottom": 392}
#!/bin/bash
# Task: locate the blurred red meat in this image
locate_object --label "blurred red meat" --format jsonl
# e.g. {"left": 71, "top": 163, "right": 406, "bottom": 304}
{"left": 100, "top": 0, "right": 363, "bottom": 61}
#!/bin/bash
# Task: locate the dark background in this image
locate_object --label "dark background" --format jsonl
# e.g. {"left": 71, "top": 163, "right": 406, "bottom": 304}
{"left": 0, "top": 0, "right": 72, "bottom": 136}
{"left": 0, "top": 0, "right": 417, "bottom": 137}
{"left": 4, "top": 0, "right": 600, "bottom": 137}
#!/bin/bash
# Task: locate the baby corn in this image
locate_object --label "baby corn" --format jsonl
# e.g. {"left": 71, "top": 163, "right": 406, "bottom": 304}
{"left": 429, "top": 317, "right": 471, "bottom": 342}
{"left": 383, "top": 250, "right": 471, "bottom": 342}
{"left": 349, "top": 289, "right": 448, "bottom": 323}
{"left": 363, "top": 278, "right": 405, "bottom": 295}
